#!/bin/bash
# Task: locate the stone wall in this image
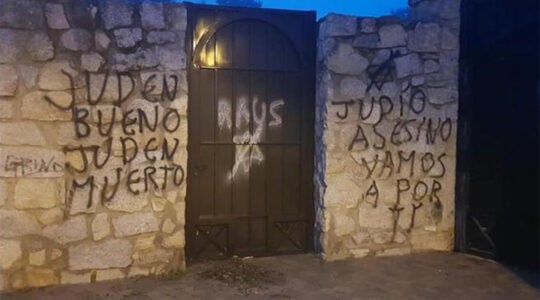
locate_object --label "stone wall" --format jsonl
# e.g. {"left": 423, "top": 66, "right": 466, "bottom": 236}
{"left": 0, "top": 0, "right": 188, "bottom": 290}
{"left": 315, "top": 0, "right": 460, "bottom": 260}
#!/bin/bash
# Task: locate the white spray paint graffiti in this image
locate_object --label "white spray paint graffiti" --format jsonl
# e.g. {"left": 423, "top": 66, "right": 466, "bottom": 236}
{"left": 216, "top": 96, "right": 285, "bottom": 179}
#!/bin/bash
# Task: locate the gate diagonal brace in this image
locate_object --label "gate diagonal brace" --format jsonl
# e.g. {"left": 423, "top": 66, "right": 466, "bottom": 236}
{"left": 275, "top": 221, "right": 304, "bottom": 250}
{"left": 195, "top": 225, "right": 229, "bottom": 256}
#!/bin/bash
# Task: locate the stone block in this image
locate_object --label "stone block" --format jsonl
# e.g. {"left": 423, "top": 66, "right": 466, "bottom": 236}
{"left": 105, "top": 190, "right": 148, "bottom": 213}
{"left": 0, "top": 65, "right": 18, "bottom": 96}
{"left": 0, "top": 122, "right": 45, "bottom": 146}
{"left": 69, "top": 239, "right": 132, "bottom": 270}
{"left": 81, "top": 52, "right": 105, "bottom": 72}
{"left": 0, "top": 101, "right": 13, "bottom": 119}
{"left": 320, "top": 14, "right": 357, "bottom": 37}
{"left": 61, "top": 29, "right": 93, "bottom": 51}
{"left": 95, "top": 31, "right": 111, "bottom": 52}
{"left": 325, "top": 174, "right": 361, "bottom": 208}
{"left": 45, "top": 3, "right": 70, "bottom": 29}
{"left": 19, "top": 64, "right": 39, "bottom": 89}
{"left": 14, "top": 179, "right": 62, "bottom": 209}
{"left": 147, "top": 31, "right": 177, "bottom": 44}
{"left": 326, "top": 44, "right": 369, "bottom": 75}
{"left": 43, "top": 215, "right": 88, "bottom": 245}
{"left": 92, "top": 213, "right": 110, "bottom": 241}
{"left": 162, "top": 230, "right": 184, "bottom": 248}
{"left": 151, "top": 197, "right": 167, "bottom": 212}
{"left": 113, "top": 212, "right": 159, "bottom": 237}
{"left": 0, "top": 209, "right": 41, "bottom": 239}
{"left": 114, "top": 28, "right": 143, "bottom": 48}
{"left": 332, "top": 214, "right": 355, "bottom": 237}
{"left": 110, "top": 47, "right": 159, "bottom": 71}
{"left": 140, "top": 2, "right": 166, "bottom": 30}
{"left": 410, "top": 23, "right": 441, "bottom": 52}
{"left": 174, "top": 201, "right": 185, "bottom": 225}
{"left": 442, "top": 28, "right": 458, "bottom": 50}
{"left": 159, "top": 44, "right": 187, "bottom": 70}
{"left": 394, "top": 53, "right": 424, "bottom": 78}
{"left": 358, "top": 205, "right": 394, "bottom": 229}
{"left": 26, "top": 32, "right": 55, "bottom": 62}
{"left": 377, "top": 247, "right": 411, "bottom": 257}
{"left": 38, "top": 208, "right": 64, "bottom": 226}
{"left": 96, "top": 269, "right": 125, "bottom": 281}
{"left": 21, "top": 91, "right": 72, "bottom": 121}
{"left": 166, "top": 5, "right": 187, "bottom": 31}
{"left": 29, "top": 249, "right": 46, "bottom": 266}
{"left": 60, "top": 271, "right": 91, "bottom": 284}
{"left": 360, "top": 18, "right": 377, "bottom": 33}
{"left": 162, "top": 218, "right": 175, "bottom": 234}
{"left": 339, "top": 77, "right": 367, "bottom": 99}
{"left": 99, "top": 1, "right": 134, "bottom": 30}
{"left": 134, "top": 248, "right": 171, "bottom": 266}
{"left": 424, "top": 59, "right": 440, "bottom": 74}
{"left": 25, "top": 267, "right": 59, "bottom": 287}
{"left": 0, "top": 29, "right": 28, "bottom": 63}
{"left": 352, "top": 34, "right": 379, "bottom": 48}
{"left": 427, "top": 88, "right": 458, "bottom": 105}
{"left": 51, "top": 248, "right": 63, "bottom": 260}
{"left": 0, "top": 146, "right": 64, "bottom": 178}
{"left": 0, "top": 239, "right": 22, "bottom": 269}
{"left": 378, "top": 24, "right": 407, "bottom": 48}
{"left": 0, "top": 0, "right": 44, "bottom": 29}
{"left": 38, "top": 61, "right": 78, "bottom": 91}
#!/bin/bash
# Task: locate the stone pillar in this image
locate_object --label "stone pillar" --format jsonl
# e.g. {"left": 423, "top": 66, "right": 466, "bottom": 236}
{"left": 315, "top": 0, "right": 461, "bottom": 260}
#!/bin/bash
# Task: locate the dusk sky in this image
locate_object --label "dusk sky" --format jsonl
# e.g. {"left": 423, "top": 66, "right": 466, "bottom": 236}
{"left": 194, "top": 0, "right": 409, "bottom": 18}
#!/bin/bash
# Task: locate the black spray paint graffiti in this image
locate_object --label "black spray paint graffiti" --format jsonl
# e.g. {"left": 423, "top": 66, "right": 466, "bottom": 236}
{"left": 48, "top": 71, "right": 186, "bottom": 210}
{"left": 3, "top": 155, "right": 64, "bottom": 177}
{"left": 333, "top": 73, "right": 453, "bottom": 241}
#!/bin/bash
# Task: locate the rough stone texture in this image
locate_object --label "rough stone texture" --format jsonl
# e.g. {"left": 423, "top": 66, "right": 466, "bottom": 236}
{"left": 394, "top": 53, "right": 424, "bottom": 78}
{"left": 29, "top": 250, "right": 46, "bottom": 266}
{"left": 38, "top": 208, "right": 64, "bottom": 226}
{"left": 100, "top": 1, "right": 134, "bottom": 30}
{"left": 316, "top": 0, "right": 460, "bottom": 260}
{"left": 0, "top": 240, "right": 22, "bottom": 269}
{"left": 61, "top": 29, "right": 93, "bottom": 51}
{"left": 69, "top": 239, "right": 133, "bottom": 270}
{"left": 0, "top": 122, "right": 46, "bottom": 146}
{"left": 326, "top": 44, "right": 369, "bottom": 75}
{"left": 45, "top": 3, "right": 70, "bottom": 29}
{"left": 0, "top": 0, "right": 44, "bottom": 29}
{"left": 0, "top": 29, "right": 28, "bottom": 63}
{"left": 140, "top": 2, "right": 166, "bottom": 30}
{"left": 112, "top": 213, "right": 159, "bottom": 237}
{"left": 43, "top": 216, "right": 88, "bottom": 245}
{"left": 147, "top": 31, "right": 177, "bottom": 44}
{"left": 410, "top": 23, "right": 442, "bottom": 52}
{"left": 26, "top": 32, "right": 55, "bottom": 61}
{"left": 81, "top": 52, "right": 105, "bottom": 72}
{"left": 159, "top": 44, "right": 187, "bottom": 70}
{"left": 0, "top": 101, "right": 13, "bottom": 119}
{"left": 162, "top": 230, "right": 185, "bottom": 248}
{"left": 96, "top": 269, "right": 125, "bottom": 281}
{"left": 0, "top": 146, "right": 65, "bottom": 178}
{"left": 14, "top": 179, "right": 62, "bottom": 209}
{"left": 0, "top": 209, "right": 41, "bottom": 238}
{"left": 92, "top": 213, "right": 110, "bottom": 241}
{"left": 339, "top": 77, "right": 367, "bottom": 99}
{"left": 21, "top": 91, "right": 72, "bottom": 121}
{"left": 19, "top": 65, "right": 39, "bottom": 89}
{"left": 320, "top": 14, "right": 357, "bottom": 37}
{"left": 95, "top": 31, "right": 111, "bottom": 51}
{"left": 114, "top": 28, "right": 143, "bottom": 48}
{"left": 378, "top": 24, "right": 407, "bottom": 48}
{"left": 25, "top": 267, "right": 59, "bottom": 287}
{"left": 37, "top": 61, "right": 78, "bottom": 90}
{"left": 60, "top": 272, "right": 91, "bottom": 285}
{"left": 0, "top": 65, "right": 18, "bottom": 96}
{"left": 360, "top": 18, "right": 377, "bottom": 33}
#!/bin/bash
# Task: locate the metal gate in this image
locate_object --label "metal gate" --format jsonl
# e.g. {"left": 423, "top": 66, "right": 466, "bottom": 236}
{"left": 457, "top": 0, "right": 539, "bottom": 269}
{"left": 185, "top": 4, "right": 316, "bottom": 259}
